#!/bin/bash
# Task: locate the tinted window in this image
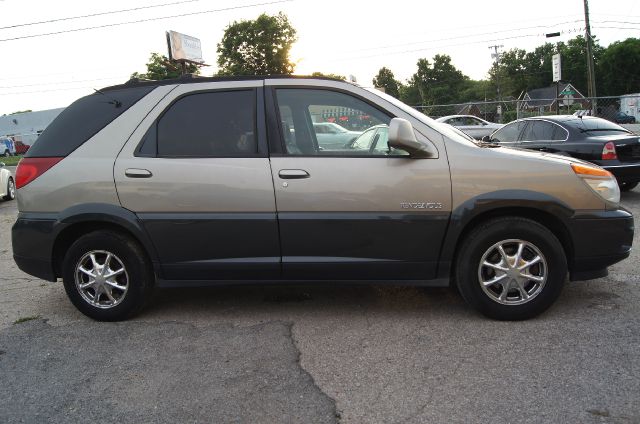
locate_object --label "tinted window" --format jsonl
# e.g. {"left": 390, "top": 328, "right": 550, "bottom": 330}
{"left": 26, "top": 86, "right": 153, "bottom": 157}
{"left": 492, "top": 121, "right": 525, "bottom": 143}
{"left": 521, "top": 121, "right": 555, "bottom": 141}
{"left": 275, "top": 89, "right": 403, "bottom": 156}
{"left": 157, "top": 90, "right": 256, "bottom": 157}
{"left": 567, "top": 117, "right": 631, "bottom": 136}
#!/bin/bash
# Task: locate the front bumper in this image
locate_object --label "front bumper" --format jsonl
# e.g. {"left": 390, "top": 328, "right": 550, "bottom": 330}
{"left": 567, "top": 208, "right": 634, "bottom": 280}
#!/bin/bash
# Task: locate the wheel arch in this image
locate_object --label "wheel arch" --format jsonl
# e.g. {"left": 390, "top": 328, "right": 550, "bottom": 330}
{"left": 438, "top": 191, "right": 576, "bottom": 281}
{"left": 52, "top": 203, "right": 160, "bottom": 279}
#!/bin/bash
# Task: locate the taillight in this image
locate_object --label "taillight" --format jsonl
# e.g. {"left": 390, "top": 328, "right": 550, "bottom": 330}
{"left": 601, "top": 141, "right": 617, "bottom": 160}
{"left": 15, "top": 157, "right": 63, "bottom": 189}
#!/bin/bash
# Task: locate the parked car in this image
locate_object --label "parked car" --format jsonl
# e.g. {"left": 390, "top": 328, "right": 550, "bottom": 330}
{"left": 1, "top": 137, "right": 16, "bottom": 156}
{"left": 0, "top": 162, "right": 15, "bottom": 201}
{"left": 14, "top": 141, "right": 30, "bottom": 155}
{"left": 346, "top": 124, "right": 392, "bottom": 153}
{"left": 614, "top": 111, "right": 636, "bottom": 124}
{"left": 12, "top": 76, "right": 633, "bottom": 322}
{"left": 484, "top": 115, "right": 640, "bottom": 191}
{"left": 312, "top": 122, "right": 361, "bottom": 150}
{"left": 435, "top": 115, "right": 502, "bottom": 139}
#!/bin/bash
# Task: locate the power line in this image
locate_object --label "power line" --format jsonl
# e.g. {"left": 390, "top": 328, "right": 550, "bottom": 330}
{"left": 0, "top": 0, "right": 205, "bottom": 30}
{"left": 0, "top": 0, "right": 293, "bottom": 42}
{"left": 342, "top": 20, "right": 584, "bottom": 55}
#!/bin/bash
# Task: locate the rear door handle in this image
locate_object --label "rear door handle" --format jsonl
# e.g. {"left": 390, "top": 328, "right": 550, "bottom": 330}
{"left": 278, "top": 169, "right": 310, "bottom": 179}
{"left": 125, "top": 168, "right": 153, "bottom": 178}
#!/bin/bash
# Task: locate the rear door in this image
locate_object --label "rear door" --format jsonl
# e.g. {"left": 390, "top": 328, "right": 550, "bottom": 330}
{"left": 519, "top": 119, "right": 568, "bottom": 153}
{"left": 266, "top": 84, "right": 451, "bottom": 281}
{"left": 115, "top": 81, "right": 280, "bottom": 281}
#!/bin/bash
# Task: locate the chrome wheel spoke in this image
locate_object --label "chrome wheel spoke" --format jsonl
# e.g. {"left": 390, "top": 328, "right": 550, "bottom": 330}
{"left": 522, "top": 273, "right": 544, "bottom": 283}
{"left": 79, "top": 279, "right": 96, "bottom": 290}
{"left": 104, "top": 268, "right": 125, "bottom": 279}
{"left": 482, "top": 273, "right": 507, "bottom": 287}
{"left": 104, "top": 287, "right": 116, "bottom": 303}
{"left": 482, "top": 261, "right": 508, "bottom": 272}
{"left": 519, "top": 255, "right": 541, "bottom": 271}
{"left": 105, "top": 280, "right": 126, "bottom": 292}
{"left": 78, "top": 266, "right": 95, "bottom": 278}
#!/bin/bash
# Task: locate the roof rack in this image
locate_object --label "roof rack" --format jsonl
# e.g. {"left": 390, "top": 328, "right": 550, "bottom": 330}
{"left": 103, "top": 74, "right": 350, "bottom": 92}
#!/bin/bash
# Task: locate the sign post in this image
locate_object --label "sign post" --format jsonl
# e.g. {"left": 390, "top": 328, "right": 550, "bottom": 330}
{"left": 552, "top": 53, "right": 562, "bottom": 114}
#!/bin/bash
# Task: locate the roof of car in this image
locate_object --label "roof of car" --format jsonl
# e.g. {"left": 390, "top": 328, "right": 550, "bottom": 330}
{"left": 100, "top": 74, "right": 348, "bottom": 92}
{"left": 522, "top": 115, "right": 605, "bottom": 124}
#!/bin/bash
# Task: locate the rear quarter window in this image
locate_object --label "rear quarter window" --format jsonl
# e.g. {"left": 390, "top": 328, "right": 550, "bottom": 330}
{"left": 26, "top": 86, "right": 154, "bottom": 157}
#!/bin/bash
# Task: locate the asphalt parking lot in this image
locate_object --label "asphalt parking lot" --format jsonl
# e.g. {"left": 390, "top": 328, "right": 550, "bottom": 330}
{"left": 1, "top": 187, "right": 639, "bottom": 424}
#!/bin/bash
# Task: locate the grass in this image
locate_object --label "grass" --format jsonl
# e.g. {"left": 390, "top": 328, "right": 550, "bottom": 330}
{"left": 13, "top": 315, "right": 40, "bottom": 325}
{"left": 1, "top": 155, "right": 22, "bottom": 166}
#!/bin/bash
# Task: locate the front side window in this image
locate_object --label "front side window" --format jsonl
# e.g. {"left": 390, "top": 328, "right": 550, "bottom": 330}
{"left": 275, "top": 88, "right": 403, "bottom": 156}
{"left": 492, "top": 121, "right": 525, "bottom": 143}
{"left": 157, "top": 90, "right": 256, "bottom": 157}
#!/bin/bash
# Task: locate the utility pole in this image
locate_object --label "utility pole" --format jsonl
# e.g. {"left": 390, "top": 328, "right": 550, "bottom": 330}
{"left": 583, "top": 0, "right": 597, "bottom": 115}
{"left": 489, "top": 44, "right": 503, "bottom": 122}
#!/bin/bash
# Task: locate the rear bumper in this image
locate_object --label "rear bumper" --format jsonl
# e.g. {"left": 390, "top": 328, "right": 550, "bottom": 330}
{"left": 12, "top": 215, "right": 58, "bottom": 281}
{"left": 567, "top": 208, "right": 634, "bottom": 280}
{"left": 599, "top": 163, "right": 640, "bottom": 184}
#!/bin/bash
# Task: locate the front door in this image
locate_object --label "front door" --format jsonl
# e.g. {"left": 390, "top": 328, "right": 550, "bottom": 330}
{"left": 268, "top": 87, "right": 452, "bottom": 281}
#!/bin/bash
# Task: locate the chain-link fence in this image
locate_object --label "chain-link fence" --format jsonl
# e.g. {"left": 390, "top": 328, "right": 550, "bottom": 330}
{"left": 415, "top": 95, "right": 640, "bottom": 127}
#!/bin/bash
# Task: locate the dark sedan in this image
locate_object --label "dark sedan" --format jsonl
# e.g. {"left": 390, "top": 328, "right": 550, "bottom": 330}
{"left": 485, "top": 115, "right": 640, "bottom": 191}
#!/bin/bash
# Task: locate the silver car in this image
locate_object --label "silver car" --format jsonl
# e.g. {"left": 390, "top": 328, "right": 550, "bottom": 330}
{"left": 11, "top": 76, "right": 633, "bottom": 322}
{"left": 0, "top": 162, "right": 15, "bottom": 201}
{"left": 312, "top": 122, "right": 361, "bottom": 150}
{"left": 435, "top": 115, "right": 502, "bottom": 139}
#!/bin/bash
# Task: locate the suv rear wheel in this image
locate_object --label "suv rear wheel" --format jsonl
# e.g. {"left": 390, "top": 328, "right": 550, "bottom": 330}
{"left": 456, "top": 217, "right": 567, "bottom": 320}
{"left": 62, "top": 230, "right": 153, "bottom": 321}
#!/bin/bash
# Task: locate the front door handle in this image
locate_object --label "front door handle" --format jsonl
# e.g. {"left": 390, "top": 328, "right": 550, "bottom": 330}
{"left": 125, "top": 168, "right": 153, "bottom": 178}
{"left": 278, "top": 169, "right": 310, "bottom": 179}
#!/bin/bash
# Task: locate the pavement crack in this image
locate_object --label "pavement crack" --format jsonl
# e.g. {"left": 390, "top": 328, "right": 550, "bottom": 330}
{"left": 288, "top": 322, "right": 341, "bottom": 423}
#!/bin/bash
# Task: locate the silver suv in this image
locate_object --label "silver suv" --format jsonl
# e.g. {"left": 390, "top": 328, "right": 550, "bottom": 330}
{"left": 11, "top": 76, "right": 634, "bottom": 321}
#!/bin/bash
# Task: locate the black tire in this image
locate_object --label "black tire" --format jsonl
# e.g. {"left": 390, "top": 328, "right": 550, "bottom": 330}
{"left": 455, "top": 217, "right": 567, "bottom": 320}
{"left": 3, "top": 177, "right": 15, "bottom": 201}
{"left": 3, "top": 150, "right": 9, "bottom": 157}
{"left": 62, "top": 230, "right": 154, "bottom": 321}
{"left": 620, "top": 182, "right": 638, "bottom": 192}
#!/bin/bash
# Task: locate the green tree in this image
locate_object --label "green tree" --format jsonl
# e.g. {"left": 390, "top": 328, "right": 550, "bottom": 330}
{"left": 410, "top": 55, "right": 468, "bottom": 105}
{"left": 217, "top": 12, "right": 297, "bottom": 76}
{"left": 372, "top": 67, "right": 400, "bottom": 98}
{"left": 131, "top": 52, "right": 199, "bottom": 80}
{"left": 598, "top": 38, "right": 640, "bottom": 96}
{"left": 310, "top": 71, "right": 346, "bottom": 80}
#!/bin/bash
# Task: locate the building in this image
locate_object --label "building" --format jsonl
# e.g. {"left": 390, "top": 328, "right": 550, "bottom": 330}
{"left": 0, "top": 108, "right": 65, "bottom": 146}
{"left": 520, "top": 83, "right": 589, "bottom": 113}
{"left": 620, "top": 94, "right": 640, "bottom": 121}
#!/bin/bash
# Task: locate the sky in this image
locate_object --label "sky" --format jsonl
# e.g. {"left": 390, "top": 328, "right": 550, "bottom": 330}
{"left": 0, "top": 0, "right": 638, "bottom": 114}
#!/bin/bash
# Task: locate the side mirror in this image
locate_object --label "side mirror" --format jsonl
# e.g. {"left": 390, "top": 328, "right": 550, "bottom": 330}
{"left": 388, "top": 118, "right": 436, "bottom": 158}
{"left": 481, "top": 135, "right": 493, "bottom": 143}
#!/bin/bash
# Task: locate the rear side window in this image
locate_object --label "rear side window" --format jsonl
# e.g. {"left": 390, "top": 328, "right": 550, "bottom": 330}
{"left": 157, "top": 90, "right": 256, "bottom": 157}
{"left": 26, "top": 86, "right": 153, "bottom": 157}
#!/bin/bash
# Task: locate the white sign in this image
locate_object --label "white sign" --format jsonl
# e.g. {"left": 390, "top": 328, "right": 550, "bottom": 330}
{"left": 166, "top": 30, "right": 204, "bottom": 63}
{"left": 552, "top": 53, "right": 562, "bottom": 82}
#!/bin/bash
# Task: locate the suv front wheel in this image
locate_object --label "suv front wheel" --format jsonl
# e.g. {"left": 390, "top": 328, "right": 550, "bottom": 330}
{"left": 456, "top": 217, "right": 567, "bottom": 320}
{"left": 62, "top": 230, "right": 153, "bottom": 321}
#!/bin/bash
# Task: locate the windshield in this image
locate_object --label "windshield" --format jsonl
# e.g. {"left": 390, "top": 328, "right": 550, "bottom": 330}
{"left": 364, "top": 87, "right": 479, "bottom": 147}
{"left": 569, "top": 117, "right": 631, "bottom": 135}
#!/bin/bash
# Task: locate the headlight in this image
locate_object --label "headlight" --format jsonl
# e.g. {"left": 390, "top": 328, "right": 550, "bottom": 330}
{"left": 571, "top": 163, "right": 620, "bottom": 205}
